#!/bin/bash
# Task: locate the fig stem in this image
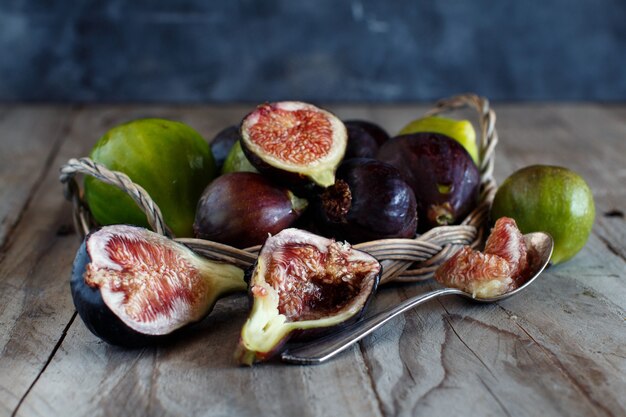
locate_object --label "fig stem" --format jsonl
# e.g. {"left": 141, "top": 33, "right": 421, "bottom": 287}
{"left": 287, "top": 191, "right": 309, "bottom": 214}
{"left": 429, "top": 203, "right": 454, "bottom": 226}
{"left": 200, "top": 261, "right": 247, "bottom": 296}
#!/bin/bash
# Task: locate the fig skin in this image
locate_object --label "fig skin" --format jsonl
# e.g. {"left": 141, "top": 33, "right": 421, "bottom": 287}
{"left": 193, "top": 172, "right": 308, "bottom": 248}
{"left": 240, "top": 149, "right": 322, "bottom": 198}
{"left": 210, "top": 125, "right": 241, "bottom": 172}
{"left": 377, "top": 133, "right": 480, "bottom": 232}
{"left": 344, "top": 120, "right": 390, "bottom": 146}
{"left": 343, "top": 124, "right": 380, "bottom": 159}
{"left": 70, "top": 226, "right": 246, "bottom": 347}
{"left": 315, "top": 158, "right": 418, "bottom": 243}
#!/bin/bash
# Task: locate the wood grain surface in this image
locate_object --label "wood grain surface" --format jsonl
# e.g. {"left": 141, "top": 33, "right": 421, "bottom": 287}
{"left": 0, "top": 104, "right": 623, "bottom": 417}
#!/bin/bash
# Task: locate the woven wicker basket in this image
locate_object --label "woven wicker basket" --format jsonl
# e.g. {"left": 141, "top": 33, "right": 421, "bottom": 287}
{"left": 59, "top": 93, "right": 498, "bottom": 285}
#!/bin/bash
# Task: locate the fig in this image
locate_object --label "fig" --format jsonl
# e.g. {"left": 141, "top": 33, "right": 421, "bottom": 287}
{"left": 210, "top": 125, "right": 241, "bottom": 172}
{"left": 236, "top": 228, "right": 381, "bottom": 365}
{"left": 435, "top": 247, "right": 514, "bottom": 298}
{"left": 71, "top": 225, "right": 246, "bottom": 346}
{"left": 377, "top": 133, "right": 480, "bottom": 231}
{"left": 484, "top": 217, "right": 528, "bottom": 281}
{"left": 343, "top": 122, "right": 384, "bottom": 159}
{"left": 344, "top": 120, "right": 390, "bottom": 146}
{"left": 398, "top": 116, "right": 480, "bottom": 165}
{"left": 491, "top": 165, "right": 595, "bottom": 264}
{"left": 240, "top": 102, "right": 347, "bottom": 189}
{"left": 221, "top": 140, "right": 258, "bottom": 174}
{"left": 84, "top": 118, "right": 216, "bottom": 237}
{"left": 315, "top": 158, "right": 418, "bottom": 243}
{"left": 193, "top": 173, "right": 308, "bottom": 248}
{"left": 435, "top": 216, "right": 529, "bottom": 298}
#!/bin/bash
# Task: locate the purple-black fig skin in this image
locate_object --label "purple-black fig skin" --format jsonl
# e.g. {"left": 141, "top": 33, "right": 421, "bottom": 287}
{"left": 210, "top": 125, "right": 240, "bottom": 171}
{"left": 315, "top": 158, "right": 418, "bottom": 243}
{"left": 193, "top": 172, "right": 307, "bottom": 248}
{"left": 344, "top": 120, "right": 390, "bottom": 146}
{"left": 377, "top": 133, "right": 480, "bottom": 232}
{"left": 343, "top": 124, "right": 380, "bottom": 159}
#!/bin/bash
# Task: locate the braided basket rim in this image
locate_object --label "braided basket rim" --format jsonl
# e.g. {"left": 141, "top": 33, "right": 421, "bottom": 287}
{"left": 59, "top": 93, "right": 498, "bottom": 285}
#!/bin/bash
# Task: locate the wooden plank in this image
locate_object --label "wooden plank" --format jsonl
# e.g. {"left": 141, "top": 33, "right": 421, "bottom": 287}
{"left": 14, "top": 105, "right": 384, "bottom": 417}
{"left": 2, "top": 104, "right": 624, "bottom": 417}
{"left": 0, "top": 105, "right": 74, "bottom": 248}
{"left": 17, "top": 296, "right": 382, "bottom": 417}
{"left": 552, "top": 104, "right": 626, "bottom": 261}
{"left": 354, "top": 104, "right": 626, "bottom": 417}
{"left": 359, "top": 276, "right": 625, "bottom": 417}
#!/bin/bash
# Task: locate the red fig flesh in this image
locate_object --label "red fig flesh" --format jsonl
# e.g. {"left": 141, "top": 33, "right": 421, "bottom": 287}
{"left": 236, "top": 228, "right": 381, "bottom": 365}
{"left": 71, "top": 225, "right": 245, "bottom": 346}
{"left": 241, "top": 102, "right": 347, "bottom": 189}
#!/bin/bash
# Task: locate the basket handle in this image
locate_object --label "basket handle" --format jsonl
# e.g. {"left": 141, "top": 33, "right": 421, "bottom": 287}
{"left": 59, "top": 157, "right": 172, "bottom": 238}
{"left": 59, "top": 93, "right": 498, "bottom": 284}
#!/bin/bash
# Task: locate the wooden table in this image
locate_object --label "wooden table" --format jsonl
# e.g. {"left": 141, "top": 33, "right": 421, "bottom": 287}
{"left": 0, "top": 104, "right": 624, "bottom": 417}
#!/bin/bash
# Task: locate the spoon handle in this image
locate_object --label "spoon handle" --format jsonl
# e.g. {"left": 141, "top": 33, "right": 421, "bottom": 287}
{"left": 281, "top": 287, "right": 461, "bottom": 365}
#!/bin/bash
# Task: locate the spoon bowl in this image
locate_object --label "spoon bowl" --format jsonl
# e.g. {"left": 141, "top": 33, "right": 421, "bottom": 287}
{"left": 467, "top": 232, "right": 554, "bottom": 303}
{"left": 281, "top": 232, "right": 553, "bottom": 364}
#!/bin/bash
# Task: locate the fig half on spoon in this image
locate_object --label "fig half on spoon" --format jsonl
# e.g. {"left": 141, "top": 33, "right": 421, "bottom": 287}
{"left": 281, "top": 231, "right": 553, "bottom": 365}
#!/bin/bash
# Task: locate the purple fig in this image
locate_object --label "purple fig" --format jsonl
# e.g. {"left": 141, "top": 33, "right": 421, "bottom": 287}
{"left": 210, "top": 125, "right": 241, "bottom": 171}
{"left": 193, "top": 172, "right": 308, "bottom": 248}
{"left": 377, "top": 133, "right": 480, "bottom": 231}
{"left": 315, "top": 158, "right": 418, "bottom": 242}
{"left": 344, "top": 120, "right": 390, "bottom": 146}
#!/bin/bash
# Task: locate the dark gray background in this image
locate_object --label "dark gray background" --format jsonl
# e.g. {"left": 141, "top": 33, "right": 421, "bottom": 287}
{"left": 2, "top": 0, "right": 625, "bottom": 102}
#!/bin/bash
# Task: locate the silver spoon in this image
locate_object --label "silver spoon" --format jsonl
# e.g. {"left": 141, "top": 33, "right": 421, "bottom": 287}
{"left": 281, "top": 232, "right": 553, "bottom": 365}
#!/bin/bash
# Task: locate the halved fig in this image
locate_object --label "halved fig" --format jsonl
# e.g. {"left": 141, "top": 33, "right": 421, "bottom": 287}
{"left": 240, "top": 102, "right": 347, "bottom": 189}
{"left": 71, "top": 225, "right": 246, "bottom": 346}
{"left": 236, "top": 228, "right": 381, "bottom": 365}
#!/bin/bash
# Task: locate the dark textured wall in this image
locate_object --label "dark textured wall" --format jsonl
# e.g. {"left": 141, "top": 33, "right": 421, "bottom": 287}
{"left": 1, "top": 0, "right": 625, "bottom": 102}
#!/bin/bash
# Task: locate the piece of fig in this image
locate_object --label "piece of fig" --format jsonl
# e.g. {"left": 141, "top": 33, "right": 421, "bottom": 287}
{"left": 236, "top": 228, "right": 381, "bottom": 365}
{"left": 240, "top": 102, "right": 347, "bottom": 190}
{"left": 71, "top": 225, "right": 246, "bottom": 346}
{"left": 435, "top": 217, "right": 529, "bottom": 298}
{"left": 435, "top": 247, "right": 514, "bottom": 298}
{"left": 484, "top": 217, "right": 529, "bottom": 281}
{"left": 344, "top": 120, "right": 390, "bottom": 146}
{"left": 315, "top": 158, "right": 418, "bottom": 243}
{"left": 193, "top": 172, "right": 308, "bottom": 248}
{"left": 210, "top": 125, "right": 241, "bottom": 171}
{"left": 377, "top": 133, "right": 480, "bottom": 231}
